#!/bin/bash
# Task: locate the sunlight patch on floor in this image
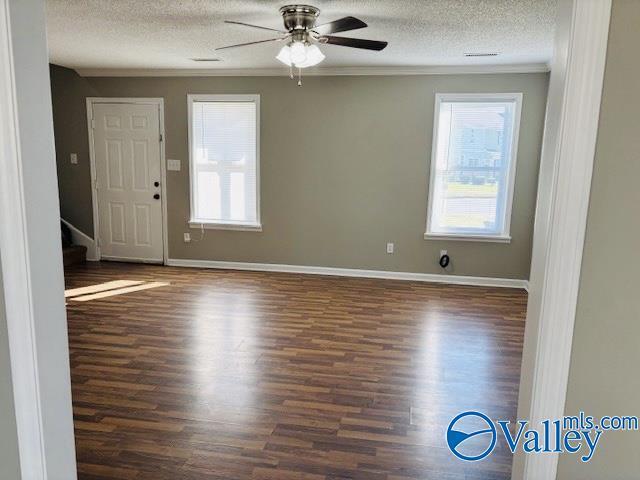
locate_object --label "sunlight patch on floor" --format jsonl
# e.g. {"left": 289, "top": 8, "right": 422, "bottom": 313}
{"left": 64, "top": 280, "right": 145, "bottom": 298}
{"left": 65, "top": 281, "right": 170, "bottom": 302}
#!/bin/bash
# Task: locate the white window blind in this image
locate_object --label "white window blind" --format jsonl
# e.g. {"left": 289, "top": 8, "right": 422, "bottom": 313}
{"left": 426, "top": 94, "right": 522, "bottom": 241}
{"left": 188, "top": 95, "right": 260, "bottom": 229}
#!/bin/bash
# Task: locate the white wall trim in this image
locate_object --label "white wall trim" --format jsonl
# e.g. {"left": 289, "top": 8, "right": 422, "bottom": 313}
{"left": 188, "top": 221, "right": 263, "bottom": 232}
{"left": 1, "top": 0, "right": 77, "bottom": 477}
{"left": 86, "top": 97, "right": 169, "bottom": 264}
{"left": 0, "top": 1, "right": 46, "bottom": 476}
{"left": 424, "top": 233, "right": 512, "bottom": 243}
{"left": 166, "top": 258, "right": 529, "bottom": 290}
{"left": 60, "top": 218, "right": 98, "bottom": 261}
{"left": 74, "top": 63, "right": 551, "bottom": 78}
{"left": 101, "top": 255, "right": 163, "bottom": 264}
{"left": 517, "top": 1, "right": 612, "bottom": 479}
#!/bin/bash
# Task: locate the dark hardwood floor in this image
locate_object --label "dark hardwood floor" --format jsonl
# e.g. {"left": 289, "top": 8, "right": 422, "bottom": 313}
{"left": 64, "top": 262, "right": 527, "bottom": 480}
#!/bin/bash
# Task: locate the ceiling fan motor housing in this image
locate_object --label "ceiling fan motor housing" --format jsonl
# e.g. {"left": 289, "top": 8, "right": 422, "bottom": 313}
{"left": 217, "top": 5, "right": 387, "bottom": 63}
{"left": 280, "top": 5, "right": 320, "bottom": 32}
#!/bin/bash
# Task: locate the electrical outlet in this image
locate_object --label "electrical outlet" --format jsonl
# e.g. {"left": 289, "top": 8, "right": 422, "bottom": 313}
{"left": 70, "top": 153, "right": 78, "bottom": 164}
{"left": 438, "top": 249, "right": 450, "bottom": 269}
{"left": 183, "top": 232, "right": 191, "bottom": 243}
{"left": 167, "top": 159, "right": 181, "bottom": 171}
{"left": 386, "top": 242, "right": 394, "bottom": 254}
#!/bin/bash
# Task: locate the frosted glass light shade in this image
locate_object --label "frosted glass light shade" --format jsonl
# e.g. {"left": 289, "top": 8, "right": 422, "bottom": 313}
{"left": 276, "top": 44, "right": 292, "bottom": 66}
{"left": 296, "top": 44, "right": 325, "bottom": 68}
{"left": 289, "top": 42, "right": 307, "bottom": 64}
{"left": 276, "top": 42, "right": 325, "bottom": 69}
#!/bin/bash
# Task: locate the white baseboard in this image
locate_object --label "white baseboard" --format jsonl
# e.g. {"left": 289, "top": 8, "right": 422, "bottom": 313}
{"left": 60, "top": 218, "right": 98, "bottom": 261}
{"left": 166, "top": 258, "right": 529, "bottom": 290}
{"left": 102, "top": 255, "right": 162, "bottom": 264}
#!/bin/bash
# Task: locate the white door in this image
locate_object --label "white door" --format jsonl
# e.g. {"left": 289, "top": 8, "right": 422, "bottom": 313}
{"left": 92, "top": 102, "right": 164, "bottom": 262}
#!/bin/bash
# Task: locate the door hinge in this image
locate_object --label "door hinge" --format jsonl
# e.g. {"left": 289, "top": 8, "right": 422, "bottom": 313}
{"left": 91, "top": 118, "right": 96, "bottom": 129}
{"left": 159, "top": 133, "right": 163, "bottom": 142}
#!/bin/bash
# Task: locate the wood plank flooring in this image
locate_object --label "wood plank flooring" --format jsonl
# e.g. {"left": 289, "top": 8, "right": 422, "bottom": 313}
{"left": 64, "top": 262, "right": 527, "bottom": 480}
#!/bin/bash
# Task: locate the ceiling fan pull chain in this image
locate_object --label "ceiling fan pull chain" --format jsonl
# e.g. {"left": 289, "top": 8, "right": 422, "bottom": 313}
{"left": 297, "top": 67, "right": 302, "bottom": 87}
{"left": 289, "top": 63, "right": 294, "bottom": 79}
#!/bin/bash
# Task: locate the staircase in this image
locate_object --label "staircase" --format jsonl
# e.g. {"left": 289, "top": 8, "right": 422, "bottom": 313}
{"left": 61, "top": 221, "right": 87, "bottom": 266}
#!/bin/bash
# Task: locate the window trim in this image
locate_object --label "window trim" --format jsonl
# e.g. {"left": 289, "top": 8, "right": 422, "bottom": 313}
{"left": 423, "top": 232, "right": 512, "bottom": 243}
{"left": 187, "top": 93, "right": 261, "bottom": 231}
{"left": 425, "top": 92, "right": 523, "bottom": 242}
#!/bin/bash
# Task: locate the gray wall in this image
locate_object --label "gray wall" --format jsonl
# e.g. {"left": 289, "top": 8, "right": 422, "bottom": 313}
{"left": 0, "top": 262, "right": 21, "bottom": 480}
{"left": 51, "top": 65, "right": 99, "bottom": 235}
{"left": 50, "top": 67, "right": 548, "bottom": 279}
{"left": 558, "top": 1, "right": 640, "bottom": 478}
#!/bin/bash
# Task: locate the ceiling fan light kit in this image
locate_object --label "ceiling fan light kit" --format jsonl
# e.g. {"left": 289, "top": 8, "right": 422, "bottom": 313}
{"left": 276, "top": 43, "right": 325, "bottom": 68}
{"left": 218, "top": 4, "right": 388, "bottom": 86}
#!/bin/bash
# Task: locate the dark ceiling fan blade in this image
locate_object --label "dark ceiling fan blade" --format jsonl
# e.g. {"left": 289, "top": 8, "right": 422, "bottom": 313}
{"left": 216, "top": 37, "right": 286, "bottom": 51}
{"left": 319, "top": 35, "right": 388, "bottom": 51}
{"left": 312, "top": 16, "right": 367, "bottom": 35}
{"left": 224, "top": 20, "right": 285, "bottom": 33}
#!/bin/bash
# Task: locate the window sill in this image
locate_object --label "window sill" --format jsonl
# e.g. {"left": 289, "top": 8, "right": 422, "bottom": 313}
{"left": 189, "top": 221, "right": 262, "bottom": 232}
{"left": 424, "top": 233, "right": 511, "bottom": 243}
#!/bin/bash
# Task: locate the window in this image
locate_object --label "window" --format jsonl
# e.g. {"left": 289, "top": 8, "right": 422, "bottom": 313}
{"left": 425, "top": 93, "right": 522, "bottom": 242}
{"left": 188, "top": 94, "right": 260, "bottom": 230}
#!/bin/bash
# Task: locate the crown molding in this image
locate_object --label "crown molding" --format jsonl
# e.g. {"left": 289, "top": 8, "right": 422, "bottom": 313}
{"left": 75, "top": 63, "right": 550, "bottom": 77}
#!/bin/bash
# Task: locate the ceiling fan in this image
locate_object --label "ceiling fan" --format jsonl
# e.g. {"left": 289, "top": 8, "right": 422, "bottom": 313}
{"left": 217, "top": 4, "right": 388, "bottom": 85}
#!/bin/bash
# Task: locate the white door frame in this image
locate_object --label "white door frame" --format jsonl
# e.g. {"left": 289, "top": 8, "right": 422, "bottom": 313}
{"left": 86, "top": 97, "right": 169, "bottom": 264}
{"left": 1, "top": 0, "right": 77, "bottom": 478}
{"left": 515, "top": 0, "right": 612, "bottom": 479}
{"left": 0, "top": 3, "right": 46, "bottom": 477}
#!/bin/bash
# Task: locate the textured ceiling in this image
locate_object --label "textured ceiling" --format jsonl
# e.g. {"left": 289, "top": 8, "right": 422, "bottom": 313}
{"left": 46, "top": 0, "right": 557, "bottom": 72}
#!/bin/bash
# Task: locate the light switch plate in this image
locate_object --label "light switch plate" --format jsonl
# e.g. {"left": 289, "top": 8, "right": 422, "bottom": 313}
{"left": 167, "top": 159, "right": 181, "bottom": 171}
{"left": 70, "top": 153, "right": 78, "bottom": 164}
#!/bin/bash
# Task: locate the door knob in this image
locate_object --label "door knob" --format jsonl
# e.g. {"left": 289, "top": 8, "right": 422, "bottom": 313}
{"left": 154, "top": 181, "right": 160, "bottom": 187}
{"left": 153, "top": 193, "right": 160, "bottom": 200}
